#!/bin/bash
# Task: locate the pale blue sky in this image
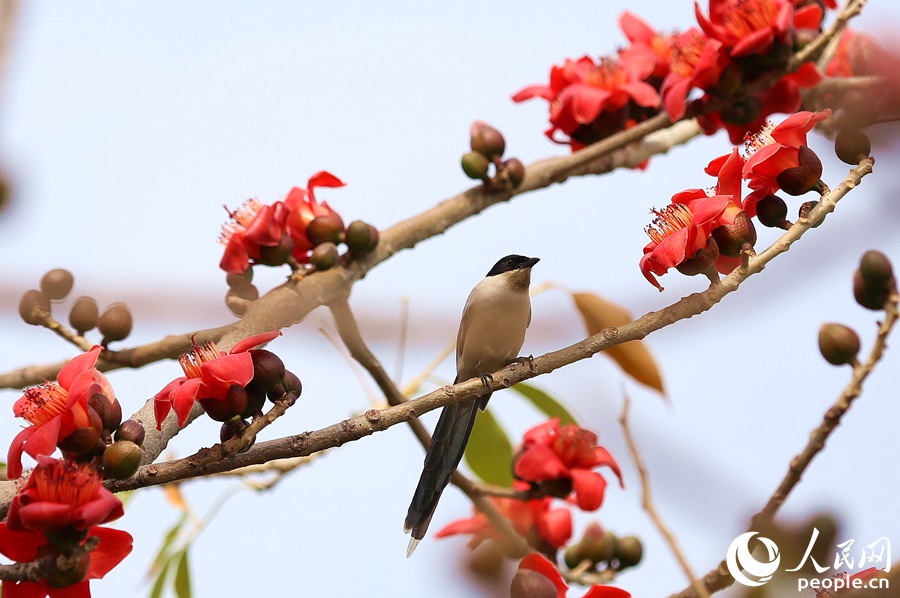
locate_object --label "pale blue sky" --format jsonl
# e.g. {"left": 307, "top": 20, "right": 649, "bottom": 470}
{"left": 1, "top": 2, "right": 899, "bottom": 597}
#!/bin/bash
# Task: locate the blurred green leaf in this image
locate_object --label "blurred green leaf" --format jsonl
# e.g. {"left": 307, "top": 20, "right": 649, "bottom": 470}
{"left": 464, "top": 407, "right": 513, "bottom": 487}
{"left": 148, "top": 558, "right": 171, "bottom": 598}
{"left": 512, "top": 382, "right": 578, "bottom": 426}
{"left": 148, "top": 513, "right": 187, "bottom": 578}
{"left": 174, "top": 549, "right": 191, "bottom": 598}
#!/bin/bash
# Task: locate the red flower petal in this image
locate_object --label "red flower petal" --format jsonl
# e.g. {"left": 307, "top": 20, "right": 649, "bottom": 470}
{"left": 23, "top": 417, "right": 63, "bottom": 459}
{"left": 522, "top": 419, "right": 559, "bottom": 445}
{"left": 307, "top": 171, "right": 345, "bottom": 192}
{"left": 200, "top": 352, "right": 254, "bottom": 391}
{"left": 536, "top": 507, "right": 572, "bottom": 548}
{"left": 172, "top": 377, "right": 202, "bottom": 426}
{"left": 57, "top": 346, "right": 102, "bottom": 390}
{"left": 514, "top": 444, "right": 569, "bottom": 482}
{"left": 570, "top": 469, "right": 608, "bottom": 511}
{"left": 434, "top": 517, "right": 488, "bottom": 538}
{"left": 619, "top": 11, "right": 656, "bottom": 43}
{"left": 518, "top": 553, "right": 568, "bottom": 598}
{"left": 592, "top": 446, "right": 624, "bottom": 487}
{"left": 219, "top": 235, "right": 251, "bottom": 274}
{"left": 229, "top": 330, "right": 282, "bottom": 354}
{"left": 85, "top": 527, "right": 134, "bottom": 580}
{"left": 15, "top": 502, "right": 73, "bottom": 531}
{"left": 0, "top": 524, "right": 46, "bottom": 562}
{"left": 242, "top": 203, "right": 282, "bottom": 247}
{"left": 7, "top": 427, "right": 35, "bottom": 479}
{"left": 583, "top": 585, "right": 632, "bottom": 597}
{"left": 71, "top": 489, "right": 124, "bottom": 529}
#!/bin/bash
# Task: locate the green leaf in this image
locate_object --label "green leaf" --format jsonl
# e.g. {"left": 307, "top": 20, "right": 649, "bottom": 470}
{"left": 148, "top": 513, "right": 188, "bottom": 578}
{"left": 174, "top": 549, "right": 192, "bottom": 598}
{"left": 148, "top": 558, "right": 172, "bottom": 598}
{"left": 512, "top": 382, "right": 578, "bottom": 426}
{"left": 464, "top": 407, "right": 514, "bottom": 487}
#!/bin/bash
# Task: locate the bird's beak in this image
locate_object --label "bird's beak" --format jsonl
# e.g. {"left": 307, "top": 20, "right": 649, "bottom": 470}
{"left": 524, "top": 257, "right": 540, "bottom": 268}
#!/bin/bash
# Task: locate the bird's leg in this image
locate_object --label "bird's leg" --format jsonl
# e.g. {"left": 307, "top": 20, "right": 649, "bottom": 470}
{"left": 477, "top": 370, "right": 494, "bottom": 390}
{"left": 514, "top": 354, "right": 537, "bottom": 373}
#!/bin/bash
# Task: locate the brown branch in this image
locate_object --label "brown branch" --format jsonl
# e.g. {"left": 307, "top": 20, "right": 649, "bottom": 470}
{"left": 619, "top": 393, "right": 709, "bottom": 598}
{"left": 0, "top": 535, "right": 99, "bottom": 584}
{"left": 668, "top": 285, "right": 898, "bottom": 598}
{"left": 789, "top": 0, "right": 866, "bottom": 71}
{"left": 91, "top": 159, "right": 873, "bottom": 498}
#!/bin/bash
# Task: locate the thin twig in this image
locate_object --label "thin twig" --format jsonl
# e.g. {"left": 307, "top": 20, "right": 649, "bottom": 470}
{"left": 668, "top": 291, "right": 899, "bottom": 598}
{"left": 619, "top": 393, "right": 708, "bottom": 598}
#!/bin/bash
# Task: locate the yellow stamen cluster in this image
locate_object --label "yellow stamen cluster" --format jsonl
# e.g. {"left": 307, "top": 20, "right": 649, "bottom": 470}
{"left": 743, "top": 120, "right": 777, "bottom": 158}
{"left": 32, "top": 459, "right": 102, "bottom": 507}
{"left": 178, "top": 341, "right": 224, "bottom": 379}
{"left": 586, "top": 57, "right": 628, "bottom": 90}
{"left": 721, "top": 0, "right": 778, "bottom": 39}
{"left": 670, "top": 31, "right": 705, "bottom": 77}
{"left": 16, "top": 384, "right": 69, "bottom": 427}
{"left": 218, "top": 198, "right": 263, "bottom": 246}
{"left": 645, "top": 204, "right": 694, "bottom": 245}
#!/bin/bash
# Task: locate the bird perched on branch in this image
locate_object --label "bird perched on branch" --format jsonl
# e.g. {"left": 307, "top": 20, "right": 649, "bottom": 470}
{"left": 404, "top": 254, "right": 539, "bottom": 556}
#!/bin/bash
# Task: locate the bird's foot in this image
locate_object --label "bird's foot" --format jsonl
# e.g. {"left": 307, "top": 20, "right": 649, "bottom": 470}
{"left": 477, "top": 371, "right": 494, "bottom": 389}
{"left": 515, "top": 354, "right": 537, "bottom": 373}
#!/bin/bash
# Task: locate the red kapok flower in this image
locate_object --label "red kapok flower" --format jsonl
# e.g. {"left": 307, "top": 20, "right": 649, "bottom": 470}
{"left": 618, "top": 11, "right": 675, "bottom": 81}
{"left": 514, "top": 552, "right": 631, "bottom": 598}
{"left": 514, "top": 420, "right": 622, "bottom": 511}
{"left": 0, "top": 525, "right": 133, "bottom": 598}
{"left": 639, "top": 196, "right": 729, "bottom": 291}
{"left": 695, "top": 0, "right": 794, "bottom": 58}
{"left": 826, "top": 28, "right": 889, "bottom": 78}
{"left": 660, "top": 28, "right": 727, "bottom": 120}
{"left": 153, "top": 331, "right": 281, "bottom": 428}
{"left": 513, "top": 54, "right": 659, "bottom": 150}
{"left": 283, "top": 171, "right": 346, "bottom": 260}
{"left": 5, "top": 457, "right": 124, "bottom": 533}
{"left": 8, "top": 347, "right": 110, "bottom": 479}
{"left": 742, "top": 109, "right": 830, "bottom": 195}
{"left": 219, "top": 199, "right": 292, "bottom": 274}
{"left": 436, "top": 483, "right": 572, "bottom": 550}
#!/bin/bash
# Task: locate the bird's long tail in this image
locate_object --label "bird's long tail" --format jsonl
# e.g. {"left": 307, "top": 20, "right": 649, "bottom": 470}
{"left": 404, "top": 391, "right": 485, "bottom": 557}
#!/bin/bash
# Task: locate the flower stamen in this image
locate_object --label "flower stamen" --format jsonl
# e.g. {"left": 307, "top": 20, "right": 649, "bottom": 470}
{"left": 14, "top": 384, "right": 69, "bottom": 427}
{"left": 218, "top": 198, "right": 264, "bottom": 246}
{"left": 645, "top": 203, "right": 694, "bottom": 244}
{"left": 178, "top": 341, "right": 225, "bottom": 379}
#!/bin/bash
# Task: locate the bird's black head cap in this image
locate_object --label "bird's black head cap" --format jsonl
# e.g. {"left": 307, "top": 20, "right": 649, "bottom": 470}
{"left": 486, "top": 254, "right": 540, "bottom": 277}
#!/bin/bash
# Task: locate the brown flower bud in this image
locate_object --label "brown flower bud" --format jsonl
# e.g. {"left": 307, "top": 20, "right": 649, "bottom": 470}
{"left": 19, "top": 289, "right": 51, "bottom": 325}
{"left": 256, "top": 233, "right": 294, "bottom": 267}
{"left": 853, "top": 269, "right": 891, "bottom": 311}
{"left": 40, "top": 268, "right": 74, "bottom": 301}
{"left": 58, "top": 407, "right": 103, "bottom": 455}
{"left": 502, "top": 158, "right": 525, "bottom": 187}
{"left": 98, "top": 302, "right": 133, "bottom": 343}
{"left": 306, "top": 214, "right": 345, "bottom": 246}
{"left": 712, "top": 211, "right": 757, "bottom": 258}
{"left": 89, "top": 391, "right": 122, "bottom": 433}
{"left": 581, "top": 528, "right": 617, "bottom": 565}
{"left": 115, "top": 419, "right": 146, "bottom": 447}
{"left": 102, "top": 440, "right": 142, "bottom": 480}
{"left": 776, "top": 146, "right": 823, "bottom": 196}
{"left": 818, "top": 323, "right": 861, "bottom": 366}
{"left": 859, "top": 250, "right": 894, "bottom": 287}
{"left": 677, "top": 237, "right": 720, "bottom": 276}
{"left": 470, "top": 121, "right": 505, "bottom": 159}
{"left": 310, "top": 242, "right": 339, "bottom": 271}
{"left": 461, "top": 151, "right": 490, "bottom": 180}
{"left": 755, "top": 195, "right": 789, "bottom": 228}
{"left": 834, "top": 129, "right": 871, "bottom": 165}
{"left": 251, "top": 350, "right": 286, "bottom": 391}
{"left": 199, "top": 384, "right": 248, "bottom": 422}
{"left": 510, "top": 570, "right": 557, "bottom": 598}
{"left": 69, "top": 296, "right": 99, "bottom": 335}
{"left": 614, "top": 535, "right": 644, "bottom": 570}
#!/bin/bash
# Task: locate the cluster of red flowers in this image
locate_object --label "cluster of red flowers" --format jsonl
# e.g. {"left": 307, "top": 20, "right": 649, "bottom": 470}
{"left": 219, "top": 172, "right": 379, "bottom": 277}
{"left": 153, "top": 331, "right": 297, "bottom": 430}
{"left": 641, "top": 109, "right": 830, "bottom": 290}
{"left": 514, "top": 1, "right": 841, "bottom": 149}
{"left": 436, "top": 419, "right": 629, "bottom": 595}
{"left": 2, "top": 349, "right": 134, "bottom": 597}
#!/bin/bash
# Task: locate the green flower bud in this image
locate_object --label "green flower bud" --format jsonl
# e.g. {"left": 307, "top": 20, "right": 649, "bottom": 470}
{"left": 102, "top": 440, "right": 142, "bottom": 480}
{"left": 461, "top": 151, "right": 490, "bottom": 180}
{"left": 614, "top": 535, "right": 644, "bottom": 570}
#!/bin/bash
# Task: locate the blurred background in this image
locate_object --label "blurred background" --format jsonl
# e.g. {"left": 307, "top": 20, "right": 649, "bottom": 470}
{"left": 1, "top": 1, "right": 899, "bottom": 596}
